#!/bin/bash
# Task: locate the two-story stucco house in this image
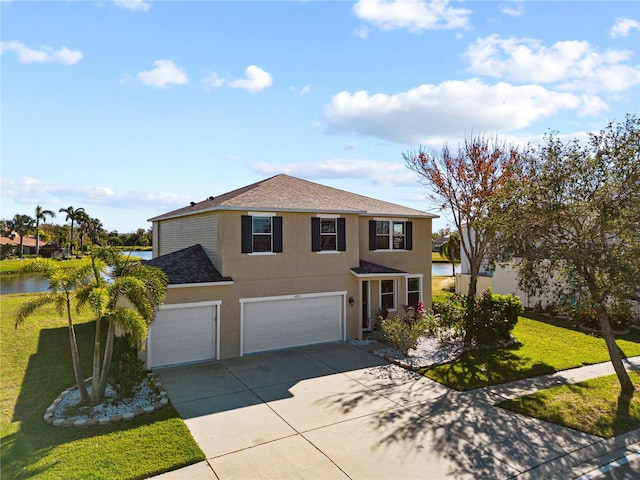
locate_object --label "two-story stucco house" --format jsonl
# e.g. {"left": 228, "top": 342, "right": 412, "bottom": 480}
{"left": 142, "top": 174, "right": 437, "bottom": 368}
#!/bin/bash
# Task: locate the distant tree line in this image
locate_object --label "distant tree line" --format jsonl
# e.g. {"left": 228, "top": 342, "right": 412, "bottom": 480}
{"left": 1, "top": 205, "right": 152, "bottom": 258}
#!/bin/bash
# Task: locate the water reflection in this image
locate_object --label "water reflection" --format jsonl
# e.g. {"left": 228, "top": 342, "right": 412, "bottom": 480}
{"left": 0, "top": 251, "right": 153, "bottom": 295}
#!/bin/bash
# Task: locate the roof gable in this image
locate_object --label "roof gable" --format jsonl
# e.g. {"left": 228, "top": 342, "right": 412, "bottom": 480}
{"left": 149, "top": 174, "right": 437, "bottom": 222}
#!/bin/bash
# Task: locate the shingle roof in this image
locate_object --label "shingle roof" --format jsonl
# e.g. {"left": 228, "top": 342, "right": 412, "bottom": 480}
{"left": 350, "top": 260, "right": 407, "bottom": 276}
{"left": 149, "top": 174, "right": 437, "bottom": 222}
{"left": 144, "top": 244, "right": 232, "bottom": 285}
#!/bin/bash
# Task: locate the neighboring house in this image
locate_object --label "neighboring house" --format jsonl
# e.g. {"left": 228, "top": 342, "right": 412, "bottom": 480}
{"left": 0, "top": 234, "right": 38, "bottom": 256}
{"left": 143, "top": 174, "right": 437, "bottom": 367}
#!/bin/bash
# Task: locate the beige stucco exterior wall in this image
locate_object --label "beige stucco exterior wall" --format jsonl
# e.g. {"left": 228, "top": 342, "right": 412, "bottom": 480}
{"left": 148, "top": 210, "right": 433, "bottom": 360}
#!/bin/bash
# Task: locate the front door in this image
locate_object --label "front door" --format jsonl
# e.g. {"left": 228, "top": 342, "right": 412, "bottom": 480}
{"left": 362, "top": 281, "right": 371, "bottom": 331}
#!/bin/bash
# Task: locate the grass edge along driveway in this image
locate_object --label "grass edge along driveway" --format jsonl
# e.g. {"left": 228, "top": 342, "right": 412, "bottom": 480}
{"left": 421, "top": 314, "right": 640, "bottom": 391}
{"left": 1, "top": 293, "right": 204, "bottom": 480}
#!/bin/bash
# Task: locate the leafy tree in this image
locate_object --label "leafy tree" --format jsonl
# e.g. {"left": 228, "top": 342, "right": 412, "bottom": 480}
{"left": 16, "top": 258, "right": 96, "bottom": 403}
{"left": 7, "top": 214, "right": 35, "bottom": 258}
{"left": 439, "top": 231, "right": 461, "bottom": 276}
{"left": 59, "top": 205, "right": 86, "bottom": 255}
{"left": 34, "top": 205, "right": 56, "bottom": 256}
{"left": 88, "top": 217, "right": 104, "bottom": 245}
{"left": 498, "top": 115, "right": 640, "bottom": 393}
{"left": 404, "top": 136, "right": 522, "bottom": 314}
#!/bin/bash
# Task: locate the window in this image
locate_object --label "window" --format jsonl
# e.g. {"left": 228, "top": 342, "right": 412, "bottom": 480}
{"left": 321, "top": 218, "right": 337, "bottom": 251}
{"left": 370, "top": 220, "right": 413, "bottom": 251}
{"left": 241, "top": 214, "right": 283, "bottom": 253}
{"left": 380, "top": 279, "right": 396, "bottom": 312}
{"left": 252, "top": 216, "right": 272, "bottom": 253}
{"left": 393, "top": 222, "right": 405, "bottom": 250}
{"left": 311, "top": 217, "right": 346, "bottom": 252}
{"left": 407, "top": 276, "right": 421, "bottom": 309}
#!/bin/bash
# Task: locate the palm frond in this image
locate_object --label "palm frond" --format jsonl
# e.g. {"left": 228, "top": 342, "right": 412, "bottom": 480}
{"left": 15, "top": 292, "right": 61, "bottom": 328}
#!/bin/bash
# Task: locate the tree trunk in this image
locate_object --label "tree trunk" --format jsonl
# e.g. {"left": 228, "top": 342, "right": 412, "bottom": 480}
{"left": 97, "top": 321, "right": 116, "bottom": 402}
{"left": 66, "top": 294, "right": 90, "bottom": 403}
{"left": 90, "top": 316, "right": 102, "bottom": 406}
{"left": 596, "top": 305, "right": 634, "bottom": 393}
{"left": 36, "top": 224, "right": 40, "bottom": 257}
{"left": 451, "top": 261, "right": 455, "bottom": 277}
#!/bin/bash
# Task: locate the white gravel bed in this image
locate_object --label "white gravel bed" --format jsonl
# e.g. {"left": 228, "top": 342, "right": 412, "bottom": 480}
{"left": 51, "top": 378, "right": 160, "bottom": 421}
{"left": 374, "top": 335, "right": 465, "bottom": 370}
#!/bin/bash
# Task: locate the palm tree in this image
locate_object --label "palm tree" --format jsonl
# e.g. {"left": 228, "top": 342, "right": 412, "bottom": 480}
{"left": 8, "top": 214, "right": 35, "bottom": 258}
{"left": 16, "top": 258, "right": 96, "bottom": 403}
{"left": 77, "top": 247, "right": 167, "bottom": 405}
{"left": 59, "top": 206, "right": 86, "bottom": 256}
{"left": 88, "top": 217, "right": 103, "bottom": 245}
{"left": 34, "top": 205, "right": 56, "bottom": 256}
{"left": 75, "top": 210, "right": 91, "bottom": 253}
{"left": 439, "top": 231, "right": 461, "bottom": 276}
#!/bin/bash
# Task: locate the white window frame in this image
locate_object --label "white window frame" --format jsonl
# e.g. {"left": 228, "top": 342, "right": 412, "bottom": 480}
{"left": 380, "top": 279, "right": 396, "bottom": 312}
{"left": 320, "top": 217, "right": 338, "bottom": 252}
{"left": 406, "top": 275, "right": 422, "bottom": 308}
{"left": 248, "top": 211, "right": 276, "bottom": 255}
{"left": 375, "top": 218, "right": 408, "bottom": 251}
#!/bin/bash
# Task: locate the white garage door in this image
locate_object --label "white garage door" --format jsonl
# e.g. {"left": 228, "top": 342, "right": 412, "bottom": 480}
{"left": 241, "top": 292, "right": 345, "bottom": 355}
{"left": 147, "top": 302, "right": 219, "bottom": 368}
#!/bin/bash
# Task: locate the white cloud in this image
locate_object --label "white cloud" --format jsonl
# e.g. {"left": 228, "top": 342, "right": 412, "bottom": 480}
{"left": 323, "top": 79, "right": 602, "bottom": 145}
{"left": 228, "top": 65, "right": 273, "bottom": 93}
{"left": 353, "top": 0, "right": 472, "bottom": 33}
{"left": 252, "top": 158, "right": 415, "bottom": 187}
{"left": 610, "top": 17, "right": 640, "bottom": 38}
{"left": 354, "top": 25, "right": 369, "bottom": 39}
{"left": 0, "top": 41, "right": 82, "bottom": 65}
{"left": 204, "top": 65, "right": 273, "bottom": 93}
{"left": 1, "top": 177, "right": 188, "bottom": 210}
{"left": 113, "top": 0, "right": 150, "bottom": 12}
{"left": 464, "top": 34, "right": 640, "bottom": 94}
{"left": 500, "top": 1, "right": 524, "bottom": 17}
{"left": 136, "top": 60, "right": 188, "bottom": 88}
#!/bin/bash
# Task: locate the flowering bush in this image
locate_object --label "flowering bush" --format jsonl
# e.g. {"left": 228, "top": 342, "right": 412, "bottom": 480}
{"left": 380, "top": 302, "right": 432, "bottom": 355}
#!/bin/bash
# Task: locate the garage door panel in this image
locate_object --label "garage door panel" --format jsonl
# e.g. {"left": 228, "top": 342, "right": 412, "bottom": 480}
{"left": 243, "top": 294, "right": 343, "bottom": 355}
{"left": 149, "top": 305, "right": 217, "bottom": 367}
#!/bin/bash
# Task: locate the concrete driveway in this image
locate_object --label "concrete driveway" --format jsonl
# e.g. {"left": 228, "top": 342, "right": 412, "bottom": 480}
{"left": 155, "top": 343, "right": 600, "bottom": 479}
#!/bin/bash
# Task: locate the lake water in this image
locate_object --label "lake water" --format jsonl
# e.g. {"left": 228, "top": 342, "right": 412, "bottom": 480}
{"left": 0, "top": 251, "right": 154, "bottom": 295}
{"left": 2, "top": 253, "right": 457, "bottom": 294}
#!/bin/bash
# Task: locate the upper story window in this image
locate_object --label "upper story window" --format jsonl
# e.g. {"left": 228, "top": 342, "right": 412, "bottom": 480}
{"left": 369, "top": 220, "right": 413, "bottom": 251}
{"left": 311, "top": 217, "right": 346, "bottom": 252}
{"left": 252, "top": 216, "right": 272, "bottom": 253}
{"left": 241, "top": 213, "right": 283, "bottom": 254}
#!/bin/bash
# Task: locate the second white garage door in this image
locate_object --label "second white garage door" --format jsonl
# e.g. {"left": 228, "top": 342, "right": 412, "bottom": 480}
{"left": 147, "top": 302, "right": 219, "bottom": 368}
{"left": 241, "top": 292, "right": 345, "bottom": 355}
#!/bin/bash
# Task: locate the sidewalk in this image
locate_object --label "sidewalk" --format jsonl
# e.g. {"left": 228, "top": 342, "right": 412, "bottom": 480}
{"left": 470, "top": 356, "right": 640, "bottom": 479}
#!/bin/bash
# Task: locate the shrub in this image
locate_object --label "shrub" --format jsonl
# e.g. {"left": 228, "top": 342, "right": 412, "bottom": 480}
{"left": 380, "top": 302, "right": 431, "bottom": 355}
{"left": 109, "top": 334, "right": 146, "bottom": 399}
{"left": 466, "top": 289, "right": 523, "bottom": 345}
{"left": 430, "top": 294, "right": 466, "bottom": 343}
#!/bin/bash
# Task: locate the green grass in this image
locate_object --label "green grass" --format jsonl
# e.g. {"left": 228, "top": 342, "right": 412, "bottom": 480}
{"left": 421, "top": 315, "right": 640, "bottom": 391}
{"left": 499, "top": 372, "right": 640, "bottom": 438}
{"left": 0, "top": 258, "right": 88, "bottom": 274}
{"left": 432, "top": 277, "right": 455, "bottom": 302}
{"left": 432, "top": 252, "right": 448, "bottom": 262}
{"left": 1, "top": 293, "right": 204, "bottom": 479}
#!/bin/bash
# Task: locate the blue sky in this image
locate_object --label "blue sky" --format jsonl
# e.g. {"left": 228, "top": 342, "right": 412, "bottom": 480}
{"left": 2, "top": 0, "right": 639, "bottom": 233}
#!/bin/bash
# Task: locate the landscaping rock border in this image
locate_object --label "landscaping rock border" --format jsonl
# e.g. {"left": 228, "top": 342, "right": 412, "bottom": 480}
{"left": 44, "top": 372, "right": 169, "bottom": 428}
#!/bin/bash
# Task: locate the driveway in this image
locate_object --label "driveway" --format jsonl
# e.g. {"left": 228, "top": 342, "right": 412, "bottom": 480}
{"left": 155, "top": 343, "right": 601, "bottom": 479}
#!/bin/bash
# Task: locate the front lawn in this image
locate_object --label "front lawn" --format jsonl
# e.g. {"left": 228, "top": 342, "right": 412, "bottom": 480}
{"left": 0, "top": 293, "right": 204, "bottom": 479}
{"left": 499, "top": 372, "right": 640, "bottom": 438}
{"left": 421, "top": 315, "right": 640, "bottom": 391}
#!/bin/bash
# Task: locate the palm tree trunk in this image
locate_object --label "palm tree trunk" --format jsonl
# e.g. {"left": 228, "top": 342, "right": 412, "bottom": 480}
{"left": 66, "top": 293, "right": 90, "bottom": 403}
{"left": 91, "top": 316, "right": 102, "bottom": 406}
{"left": 35, "top": 222, "right": 40, "bottom": 257}
{"left": 97, "top": 321, "right": 116, "bottom": 401}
